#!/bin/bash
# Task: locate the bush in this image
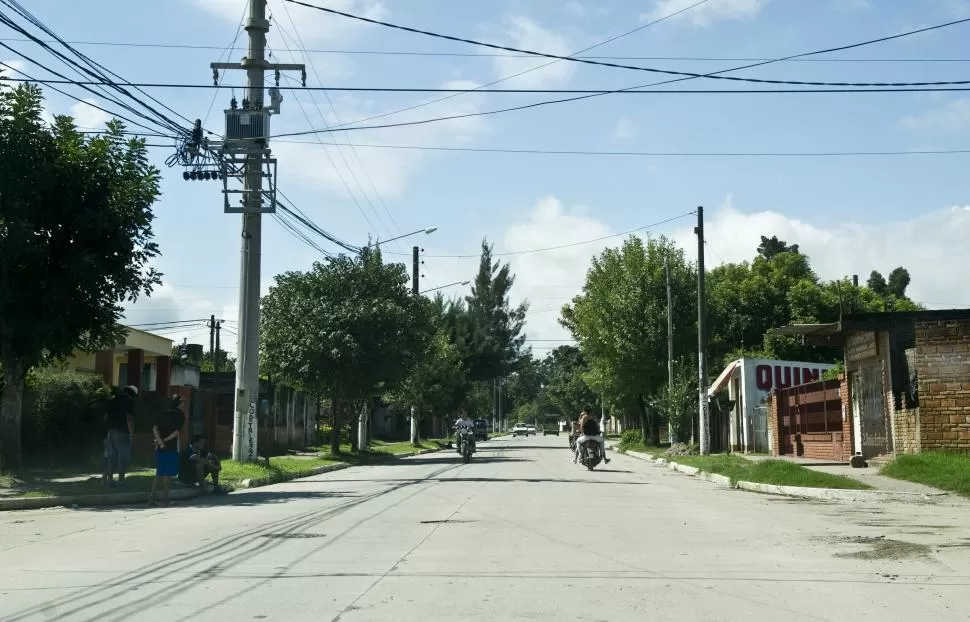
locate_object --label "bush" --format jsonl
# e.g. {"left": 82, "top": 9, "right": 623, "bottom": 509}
{"left": 618, "top": 429, "right": 644, "bottom": 451}
{"left": 22, "top": 369, "right": 112, "bottom": 465}
{"left": 664, "top": 442, "right": 698, "bottom": 457}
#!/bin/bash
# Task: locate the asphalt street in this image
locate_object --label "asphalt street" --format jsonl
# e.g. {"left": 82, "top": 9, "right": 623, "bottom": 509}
{"left": 1, "top": 435, "right": 968, "bottom": 622}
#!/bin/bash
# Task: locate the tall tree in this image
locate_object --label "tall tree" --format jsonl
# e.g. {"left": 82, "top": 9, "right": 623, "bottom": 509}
{"left": 0, "top": 85, "right": 161, "bottom": 468}
{"left": 260, "top": 248, "right": 434, "bottom": 454}
{"left": 561, "top": 235, "right": 695, "bottom": 444}
{"left": 444, "top": 240, "right": 527, "bottom": 383}
{"left": 867, "top": 270, "right": 888, "bottom": 297}
{"left": 757, "top": 235, "right": 799, "bottom": 260}
{"left": 887, "top": 267, "right": 911, "bottom": 299}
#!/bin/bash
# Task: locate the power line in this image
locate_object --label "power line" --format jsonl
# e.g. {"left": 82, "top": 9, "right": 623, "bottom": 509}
{"left": 284, "top": 1, "right": 970, "bottom": 89}
{"left": 6, "top": 38, "right": 970, "bottom": 63}
{"left": 397, "top": 211, "right": 696, "bottom": 259}
{"left": 326, "top": 0, "right": 711, "bottom": 131}
{"left": 264, "top": 139, "right": 970, "bottom": 158}
{"left": 9, "top": 78, "right": 970, "bottom": 94}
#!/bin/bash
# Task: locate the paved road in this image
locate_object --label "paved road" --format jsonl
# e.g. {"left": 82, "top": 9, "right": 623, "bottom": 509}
{"left": 2, "top": 435, "right": 968, "bottom": 622}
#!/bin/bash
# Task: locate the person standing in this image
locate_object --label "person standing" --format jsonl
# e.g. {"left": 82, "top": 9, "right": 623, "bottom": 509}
{"left": 148, "top": 394, "right": 185, "bottom": 507}
{"left": 103, "top": 385, "right": 137, "bottom": 487}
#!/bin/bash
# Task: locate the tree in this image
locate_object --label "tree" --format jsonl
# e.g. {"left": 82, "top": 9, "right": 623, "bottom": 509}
{"left": 649, "top": 357, "right": 696, "bottom": 443}
{"left": 0, "top": 85, "right": 161, "bottom": 469}
{"left": 543, "top": 345, "right": 597, "bottom": 419}
{"left": 867, "top": 270, "right": 888, "bottom": 297}
{"left": 887, "top": 267, "right": 911, "bottom": 299}
{"left": 562, "top": 235, "right": 696, "bottom": 444}
{"left": 446, "top": 240, "right": 527, "bottom": 382}
{"left": 386, "top": 328, "right": 466, "bottom": 444}
{"left": 757, "top": 235, "right": 799, "bottom": 260}
{"left": 260, "top": 248, "right": 434, "bottom": 454}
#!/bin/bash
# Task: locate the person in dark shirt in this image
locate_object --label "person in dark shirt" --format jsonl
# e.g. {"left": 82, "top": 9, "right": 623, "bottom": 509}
{"left": 148, "top": 394, "right": 185, "bottom": 507}
{"left": 102, "top": 385, "right": 137, "bottom": 487}
{"left": 179, "top": 435, "right": 224, "bottom": 493}
{"left": 573, "top": 408, "right": 609, "bottom": 465}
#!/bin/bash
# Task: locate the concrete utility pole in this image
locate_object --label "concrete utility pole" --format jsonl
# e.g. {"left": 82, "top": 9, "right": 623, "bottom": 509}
{"left": 208, "top": 0, "right": 305, "bottom": 462}
{"left": 214, "top": 320, "right": 222, "bottom": 373}
{"left": 666, "top": 257, "right": 675, "bottom": 443}
{"left": 208, "top": 314, "right": 216, "bottom": 369}
{"left": 695, "top": 206, "right": 710, "bottom": 455}
{"left": 410, "top": 244, "right": 420, "bottom": 444}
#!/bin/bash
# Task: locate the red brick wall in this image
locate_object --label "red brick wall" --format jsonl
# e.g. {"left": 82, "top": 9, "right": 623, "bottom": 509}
{"left": 841, "top": 374, "right": 854, "bottom": 455}
{"left": 768, "top": 393, "right": 781, "bottom": 456}
{"left": 915, "top": 318, "right": 970, "bottom": 453}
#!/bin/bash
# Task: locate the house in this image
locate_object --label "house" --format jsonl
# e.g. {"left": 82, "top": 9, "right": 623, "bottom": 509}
{"left": 56, "top": 325, "right": 175, "bottom": 395}
{"left": 708, "top": 357, "right": 838, "bottom": 454}
{"left": 770, "top": 309, "right": 970, "bottom": 459}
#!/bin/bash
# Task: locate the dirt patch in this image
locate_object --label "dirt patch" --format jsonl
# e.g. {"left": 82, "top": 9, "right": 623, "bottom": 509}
{"left": 831, "top": 536, "right": 931, "bottom": 561}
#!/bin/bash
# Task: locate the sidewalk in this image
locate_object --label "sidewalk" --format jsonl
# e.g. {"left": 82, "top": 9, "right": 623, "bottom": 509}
{"left": 743, "top": 454, "right": 947, "bottom": 495}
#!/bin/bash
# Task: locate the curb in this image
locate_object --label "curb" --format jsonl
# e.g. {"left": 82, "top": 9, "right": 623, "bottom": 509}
{"left": 616, "top": 447, "right": 947, "bottom": 503}
{"left": 0, "top": 487, "right": 200, "bottom": 512}
{"left": 239, "top": 446, "right": 443, "bottom": 489}
{"left": 0, "top": 446, "right": 445, "bottom": 511}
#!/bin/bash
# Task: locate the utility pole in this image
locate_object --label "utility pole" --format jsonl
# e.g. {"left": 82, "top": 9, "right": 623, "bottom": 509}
{"left": 207, "top": 0, "right": 305, "bottom": 462}
{"left": 695, "top": 206, "right": 710, "bottom": 455}
{"left": 208, "top": 314, "right": 216, "bottom": 370}
{"left": 666, "top": 257, "right": 675, "bottom": 444}
{"left": 410, "top": 244, "right": 421, "bottom": 444}
{"left": 214, "top": 320, "right": 222, "bottom": 373}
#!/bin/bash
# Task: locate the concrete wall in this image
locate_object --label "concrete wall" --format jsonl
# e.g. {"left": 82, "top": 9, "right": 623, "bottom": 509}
{"left": 915, "top": 318, "right": 970, "bottom": 453}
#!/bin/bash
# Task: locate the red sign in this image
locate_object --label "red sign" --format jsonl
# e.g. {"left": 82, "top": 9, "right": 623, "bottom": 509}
{"left": 755, "top": 365, "right": 822, "bottom": 392}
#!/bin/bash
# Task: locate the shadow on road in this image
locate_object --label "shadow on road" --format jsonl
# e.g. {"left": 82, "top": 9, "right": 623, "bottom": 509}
{"left": 295, "top": 477, "right": 650, "bottom": 485}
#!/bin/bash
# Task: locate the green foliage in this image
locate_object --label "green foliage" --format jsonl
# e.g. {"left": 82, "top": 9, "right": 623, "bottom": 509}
{"left": 543, "top": 346, "right": 597, "bottom": 418}
{"left": 0, "top": 84, "right": 161, "bottom": 468}
{"left": 21, "top": 369, "right": 112, "bottom": 465}
{"left": 618, "top": 429, "right": 644, "bottom": 451}
{"left": 443, "top": 240, "right": 527, "bottom": 383}
{"left": 385, "top": 329, "right": 466, "bottom": 435}
{"left": 648, "top": 357, "right": 697, "bottom": 443}
{"left": 562, "top": 235, "right": 696, "bottom": 443}
{"left": 757, "top": 235, "right": 799, "bottom": 259}
{"left": 260, "top": 248, "right": 434, "bottom": 452}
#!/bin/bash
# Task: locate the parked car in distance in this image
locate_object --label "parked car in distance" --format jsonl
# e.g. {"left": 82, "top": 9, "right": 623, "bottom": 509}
{"left": 542, "top": 426, "right": 559, "bottom": 436}
{"left": 525, "top": 425, "right": 536, "bottom": 435}
{"left": 512, "top": 423, "right": 530, "bottom": 437}
{"left": 473, "top": 419, "right": 488, "bottom": 441}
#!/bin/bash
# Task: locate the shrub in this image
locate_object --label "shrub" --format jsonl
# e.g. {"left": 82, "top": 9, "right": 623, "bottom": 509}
{"left": 618, "top": 429, "right": 644, "bottom": 450}
{"left": 22, "top": 369, "right": 112, "bottom": 465}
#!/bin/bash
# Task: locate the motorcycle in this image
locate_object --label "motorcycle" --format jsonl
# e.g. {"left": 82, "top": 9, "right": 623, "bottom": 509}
{"left": 568, "top": 433, "right": 578, "bottom": 452}
{"left": 579, "top": 438, "right": 603, "bottom": 470}
{"left": 456, "top": 427, "right": 476, "bottom": 463}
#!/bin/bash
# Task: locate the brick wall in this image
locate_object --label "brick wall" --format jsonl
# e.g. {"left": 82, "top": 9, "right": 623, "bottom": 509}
{"left": 768, "top": 393, "right": 781, "bottom": 456}
{"left": 915, "top": 318, "right": 970, "bottom": 453}
{"left": 893, "top": 402, "right": 921, "bottom": 454}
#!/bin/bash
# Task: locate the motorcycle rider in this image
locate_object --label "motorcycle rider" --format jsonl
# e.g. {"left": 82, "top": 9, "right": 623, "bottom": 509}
{"left": 454, "top": 408, "right": 475, "bottom": 454}
{"left": 573, "top": 408, "right": 609, "bottom": 464}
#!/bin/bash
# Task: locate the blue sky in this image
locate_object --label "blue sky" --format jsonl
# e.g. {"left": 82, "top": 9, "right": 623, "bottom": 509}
{"left": 6, "top": 0, "right": 970, "bottom": 355}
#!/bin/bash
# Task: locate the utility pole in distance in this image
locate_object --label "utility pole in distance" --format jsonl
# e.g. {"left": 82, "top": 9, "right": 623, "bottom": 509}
{"left": 695, "top": 206, "right": 710, "bottom": 455}
{"left": 410, "top": 244, "right": 421, "bottom": 444}
{"left": 208, "top": 0, "right": 305, "bottom": 462}
{"left": 208, "top": 314, "right": 216, "bottom": 371}
{"left": 666, "top": 257, "right": 675, "bottom": 443}
{"left": 215, "top": 320, "right": 222, "bottom": 373}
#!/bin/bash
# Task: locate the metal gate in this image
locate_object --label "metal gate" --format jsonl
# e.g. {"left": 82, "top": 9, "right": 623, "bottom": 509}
{"left": 750, "top": 405, "right": 769, "bottom": 454}
{"left": 853, "top": 365, "right": 890, "bottom": 458}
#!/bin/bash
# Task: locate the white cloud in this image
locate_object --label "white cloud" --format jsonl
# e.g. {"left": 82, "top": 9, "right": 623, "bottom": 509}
{"left": 196, "top": 0, "right": 388, "bottom": 45}
{"left": 1, "top": 59, "right": 25, "bottom": 75}
{"left": 899, "top": 98, "right": 970, "bottom": 134}
{"left": 502, "top": 194, "right": 970, "bottom": 348}
{"left": 642, "top": 0, "right": 768, "bottom": 27}
{"left": 273, "top": 79, "right": 489, "bottom": 199}
{"left": 70, "top": 98, "right": 112, "bottom": 130}
{"left": 612, "top": 117, "right": 636, "bottom": 140}
{"left": 492, "top": 15, "right": 576, "bottom": 89}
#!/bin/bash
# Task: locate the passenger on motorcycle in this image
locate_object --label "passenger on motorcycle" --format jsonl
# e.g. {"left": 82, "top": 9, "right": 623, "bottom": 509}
{"left": 454, "top": 409, "right": 475, "bottom": 454}
{"left": 573, "top": 409, "right": 609, "bottom": 464}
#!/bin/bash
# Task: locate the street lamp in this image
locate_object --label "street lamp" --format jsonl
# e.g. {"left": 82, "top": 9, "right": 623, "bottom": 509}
{"left": 370, "top": 226, "right": 437, "bottom": 249}
{"left": 419, "top": 280, "right": 470, "bottom": 295}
